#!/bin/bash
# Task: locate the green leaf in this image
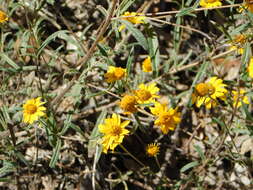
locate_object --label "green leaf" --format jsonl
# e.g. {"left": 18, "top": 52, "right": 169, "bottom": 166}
{"left": 242, "top": 42, "right": 251, "bottom": 65}
{"left": 212, "top": 117, "right": 226, "bottom": 129}
{"left": 0, "top": 161, "right": 15, "bottom": 177}
{"left": 49, "top": 138, "right": 62, "bottom": 168}
{"left": 15, "top": 151, "right": 30, "bottom": 167}
{"left": 119, "top": 20, "right": 148, "bottom": 50}
{"left": 176, "top": 7, "right": 195, "bottom": 17}
{"left": 60, "top": 115, "right": 72, "bottom": 136}
{"left": 194, "top": 145, "right": 205, "bottom": 161}
{"left": 126, "top": 46, "right": 134, "bottom": 76}
{"left": 47, "top": 0, "right": 55, "bottom": 5}
{"left": 37, "top": 30, "right": 69, "bottom": 56}
{"left": 242, "top": 102, "right": 253, "bottom": 121}
{"left": 0, "top": 53, "right": 20, "bottom": 70}
{"left": 119, "top": 0, "right": 136, "bottom": 14}
{"left": 70, "top": 123, "right": 86, "bottom": 137}
{"left": 180, "top": 161, "right": 199, "bottom": 173}
{"left": 147, "top": 27, "right": 160, "bottom": 77}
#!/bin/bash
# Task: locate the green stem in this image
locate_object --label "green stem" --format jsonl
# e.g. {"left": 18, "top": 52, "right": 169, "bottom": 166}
{"left": 155, "top": 156, "right": 161, "bottom": 169}
{"left": 120, "top": 144, "right": 145, "bottom": 167}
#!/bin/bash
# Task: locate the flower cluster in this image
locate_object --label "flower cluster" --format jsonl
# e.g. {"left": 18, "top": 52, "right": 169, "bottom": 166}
{"left": 192, "top": 77, "right": 227, "bottom": 109}
{"left": 192, "top": 76, "right": 250, "bottom": 109}
{"left": 119, "top": 82, "right": 160, "bottom": 114}
{"left": 99, "top": 72, "right": 181, "bottom": 152}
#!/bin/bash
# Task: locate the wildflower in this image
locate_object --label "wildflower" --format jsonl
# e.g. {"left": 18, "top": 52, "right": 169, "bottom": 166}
{"left": 119, "top": 94, "right": 138, "bottom": 114}
{"left": 23, "top": 97, "right": 46, "bottom": 124}
{"left": 119, "top": 11, "right": 146, "bottom": 31}
{"left": 0, "top": 11, "right": 8, "bottom": 23}
{"left": 142, "top": 56, "right": 152, "bottom": 72}
{"left": 149, "top": 102, "right": 168, "bottom": 116}
{"left": 150, "top": 102, "right": 181, "bottom": 134}
{"left": 104, "top": 66, "right": 126, "bottom": 83}
{"left": 98, "top": 113, "right": 130, "bottom": 153}
{"left": 232, "top": 89, "right": 250, "bottom": 108}
{"left": 192, "top": 77, "right": 227, "bottom": 109}
{"left": 247, "top": 57, "right": 253, "bottom": 78}
{"left": 229, "top": 34, "right": 246, "bottom": 55}
{"left": 199, "top": 0, "right": 222, "bottom": 8}
{"left": 146, "top": 143, "right": 160, "bottom": 157}
{"left": 134, "top": 83, "right": 160, "bottom": 104}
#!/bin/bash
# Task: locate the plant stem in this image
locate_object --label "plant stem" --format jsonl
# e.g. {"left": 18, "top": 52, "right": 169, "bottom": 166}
{"left": 120, "top": 144, "right": 145, "bottom": 167}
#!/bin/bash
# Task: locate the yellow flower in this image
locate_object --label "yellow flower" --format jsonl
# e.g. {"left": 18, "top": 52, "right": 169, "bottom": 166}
{"left": 0, "top": 11, "right": 8, "bottom": 23}
{"left": 134, "top": 83, "right": 160, "bottom": 104}
{"left": 199, "top": 0, "right": 222, "bottom": 8}
{"left": 119, "top": 11, "right": 146, "bottom": 31}
{"left": 98, "top": 113, "right": 130, "bottom": 153}
{"left": 229, "top": 45, "right": 244, "bottom": 55}
{"left": 192, "top": 77, "right": 227, "bottom": 109}
{"left": 229, "top": 35, "right": 246, "bottom": 55}
{"left": 104, "top": 66, "right": 126, "bottom": 83}
{"left": 23, "top": 97, "right": 46, "bottom": 124}
{"left": 119, "top": 94, "right": 138, "bottom": 114}
{"left": 247, "top": 57, "right": 253, "bottom": 78}
{"left": 232, "top": 89, "right": 250, "bottom": 108}
{"left": 146, "top": 143, "right": 160, "bottom": 157}
{"left": 142, "top": 56, "right": 152, "bottom": 72}
{"left": 150, "top": 102, "right": 181, "bottom": 134}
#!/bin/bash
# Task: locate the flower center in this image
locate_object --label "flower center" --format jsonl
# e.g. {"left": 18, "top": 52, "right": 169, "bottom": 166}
{"left": 26, "top": 104, "right": 37, "bottom": 114}
{"left": 120, "top": 95, "right": 137, "bottom": 113}
{"left": 147, "top": 147, "right": 158, "bottom": 156}
{"left": 136, "top": 89, "right": 152, "bottom": 101}
{"left": 114, "top": 68, "right": 125, "bottom": 79}
{"left": 159, "top": 112, "right": 172, "bottom": 124}
{"left": 195, "top": 83, "right": 215, "bottom": 97}
{"left": 110, "top": 125, "right": 122, "bottom": 136}
{"left": 234, "top": 35, "right": 246, "bottom": 44}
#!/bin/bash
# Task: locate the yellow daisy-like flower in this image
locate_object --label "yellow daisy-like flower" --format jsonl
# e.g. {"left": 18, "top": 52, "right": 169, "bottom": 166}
{"left": 119, "top": 94, "right": 138, "bottom": 114}
{"left": 23, "top": 97, "right": 46, "bottom": 124}
{"left": 142, "top": 56, "right": 152, "bottom": 72}
{"left": 146, "top": 143, "right": 160, "bottom": 157}
{"left": 150, "top": 102, "right": 181, "bottom": 134}
{"left": 192, "top": 77, "right": 227, "bottom": 109}
{"left": 98, "top": 113, "right": 130, "bottom": 153}
{"left": 232, "top": 89, "right": 250, "bottom": 108}
{"left": 199, "top": 0, "right": 222, "bottom": 8}
{"left": 247, "top": 57, "right": 253, "bottom": 78}
{"left": 119, "top": 11, "right": 146, "bottom": 31}
{"left": 229, "top": 34, "right": 246, "bottom": 55}
{"left": 0, "top": 11, "right": 8, "bottom": 23}
{"left": 134, "top": 83, "right": 160, "bottom": 104}
{"left": 104, "top": 66, "right": 126, "bottom": 83}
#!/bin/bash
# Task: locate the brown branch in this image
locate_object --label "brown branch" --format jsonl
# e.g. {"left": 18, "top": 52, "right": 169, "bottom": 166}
{"left": 50, "top": 0, "right": 118, "bottom": 108}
